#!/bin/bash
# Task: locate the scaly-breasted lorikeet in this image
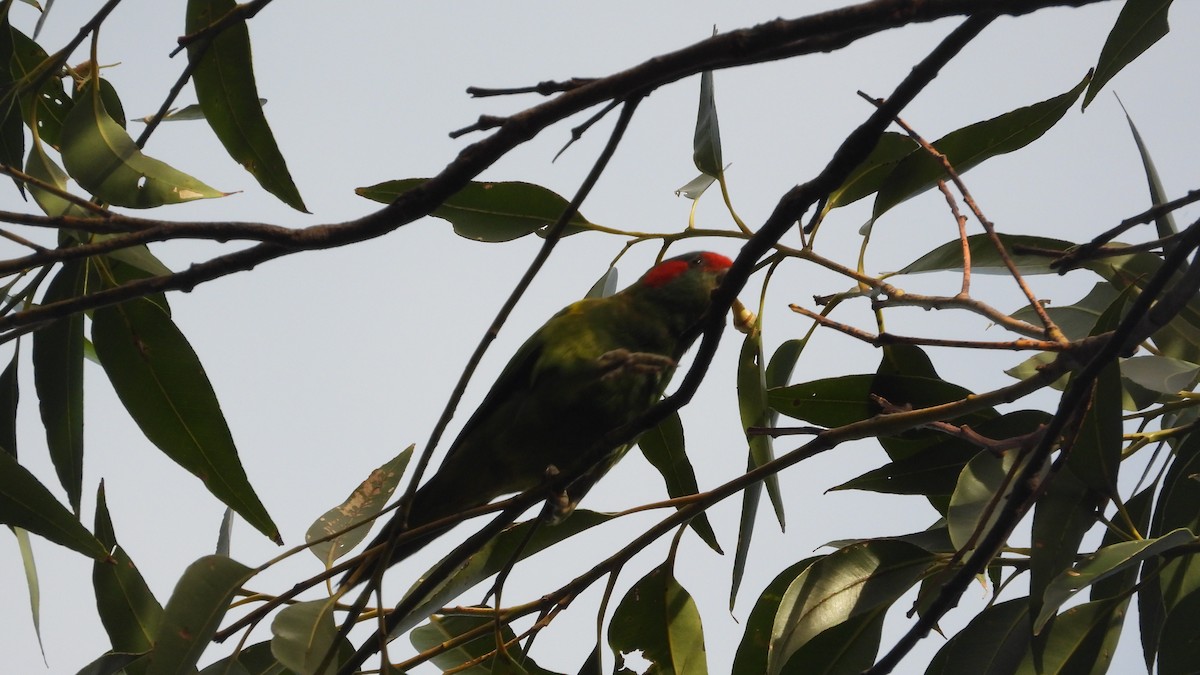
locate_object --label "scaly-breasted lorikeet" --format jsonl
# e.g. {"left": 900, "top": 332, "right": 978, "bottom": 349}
{"left": 344, "top": 251, "right": 733, "bottom": 587}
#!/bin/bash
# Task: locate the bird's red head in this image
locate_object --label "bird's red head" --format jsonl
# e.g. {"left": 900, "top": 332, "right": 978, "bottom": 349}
{"left": 641, "top": 251, "right": 733, "bottom": 288}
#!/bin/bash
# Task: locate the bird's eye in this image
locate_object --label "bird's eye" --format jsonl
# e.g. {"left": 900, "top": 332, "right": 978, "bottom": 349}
{"left": 691, "top": 255, "right": 704, "bottom": 266}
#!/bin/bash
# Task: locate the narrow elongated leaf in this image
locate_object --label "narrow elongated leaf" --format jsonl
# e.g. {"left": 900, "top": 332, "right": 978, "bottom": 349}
{"left": 13, "top": 527, "right": 45, "bottom": 658}
{"left": 1083, "top": 0, "right": 1173, "bottom": 108}
{"left": 1065, "top": 292, "right": 1126, "bottom": 494}
{"left": 25, "top": 139, "right": 92, "bottom": 218}
{"left": 1090, "top": 485, "right": 1155, "bottom": 601}
{"left": 356, "top": 179, "right": 595, "bottom": 241}
{"left": 1036, "top": 527, "right": 1194, "bottom": 633}
{"left": 0, "top": 449, "right": 106, "bottom": 558}
{"left": 60, "top": 81, "right": 225, "bottom": 207}
{"left": 93, "top": 482, "right": 163, "bottom": 667}
{"left": 1121, "top": 101, "right": 1177, "bottom": 249}
{"left": 0, "top": 344, "right": 19, "bottom": 456}
{"left": 75, "top": 652, "right": 147, "bottom": 675}
{"left": 395, "top": 510, "right": 614, "bottom": 636}
{"left": 780, "top": 609, "right": 885, "bottom": 675}
{"left": 1010, "top": 283, "right": 1120, "bottom": 341}
{"left": 92, "top": 299, "right": 279, "bottom": 542}
{"left": 895, "top": 234, "right": 1071, "bottom": 276}
{"left": 693, "top": 67, "right": 723, "bottom": 178}
{"left": 7, "top": 27, "right": 73, "bottom": 147}
{"left": 306, "top": 445, "right": 412, "bottom": 565}
{"left": 33, "top": 260, "right": 87, "bottom": 513}
{"left": 769, "top": 373, "right": 981, "bottom": 428}
{"left": 270, "top": 599, "right": 338, "bottom": 675}
{"left": 186, "top": 0, "right": 307, "bottom": 211}
{"left": 768, "top": 540, "right": 933, "bottom": 675}
{"left": 410, "top": 613, "right": 563, "bottom": 675}
{"left": 144, "top": 556, "right": 253, "bottom": 675}
{"left": 0, "top": 16, "right": 25, "bottom": 190}
{"left": 638, "top": 413, "right": 721, "bottom": 553}
{"left": 1015, "top": 599, "right": 1123, "bottom": 675}
{"left": 93, "top": 482, "right": 163, "bottom": 668}
{"left": 1158, "top": 586, "right": 1200, "bottom": 675}
{"left": 824, "top": 132, "right": 918, "bottom": 211}
{"left": 197, "top": 640, "right": 287, "bottom": 675}
{"left": 925, "top": 599, "right": 1031, "bottom": 675}
{"left": 1028, "top": 470, "right": 1102, "bottom": 630}
{"left": 947, "top": 449, "right": 1046, "bottom": 554}
{"left": 1122, "top": 355, "right": 1199, "bottom": 395}
{"left": 738, "top": 331, "right": 784, "bottom": 527}
{"left": 733, "top": 557, "right": 822, "bottom": 675}
{"left": 731, "top": 329, "right": 786, "bottom": 611}
{"left": 609, "top": 562, "right": 708, "bottom": 675}
{"left": 873, "top": 73, "right": 1089, "bottom": 218}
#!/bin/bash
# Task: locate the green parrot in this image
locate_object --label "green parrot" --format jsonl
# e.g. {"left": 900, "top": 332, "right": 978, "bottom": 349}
{"left": 344, "top": 251, "right": 733, "bottom": 587}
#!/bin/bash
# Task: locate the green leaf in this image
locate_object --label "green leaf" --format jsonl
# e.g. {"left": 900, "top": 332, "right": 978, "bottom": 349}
{"left": 144, "top": 555, "right": 253, "bottom": 675}
{"left": 1093, "top": 250, "right": 1200, "bottom": 364}
{"left": 873, "top": 72, "right": 1090, "bottom": 219}
{"left": 637, "top": 413, "right": 722, "bottom": 553}
{"left": 767, "top": 540, "right": 933, "bottom": 675}
{"left": 75, "top": 652, "right": 147, "bottom": 675}
{"left": 270, "top": 599, "right": 339, "bottom": 675}
{"left": 730, "top": 329, "right": 787, "bottom": 612}
{"left": 947, "top": 449, "right": 1047, "bottom": 555}
{"left": 186, "top": 0, "right": 307, "bottom": 212}
{"left": 410, "top": 613, "right": 564, "bottom": 675}
{"left": 92, "top": 298, "right": 279, "bottom": 542}
{"left": 356, "top": 179, "right": 596, "bottom": 242}
{"left": 895, "top": 234, "right": 1071, "bottom": 276}
{"left": 768, "top": 373, "right": 982, "bottom": 429}
{"left": 0, "top": 15, "right": 25, "bottom": 191}
{"left": 7, "top": 27, "right": 73, "bottom": 147}
{"left": 732, "top": 557, "right": 822, "bottom": 675}
{"left": 60, "top": 81, "right": 225, "bottom": 207}
{"left": 24, "top": 138, "right": 92, "bottom": 218}
{"left": 1010, "top": 283, "right": 1120, "bottom": 341}
{"left": 1028, "top": 470, "right": 1103, "bottom": 631}
{"left": 824, "top": 132, "right": 918, "bottom": 211}
{"left": 832, "top": 412, "right": 1054, "bottom": 500}
{"left": 197, "top": 640, "right": 287, "bottom": 675}
{"left": 1120, "top": 98, "right": 1177, "bottom": 248}
{"left": 133, "top": 100, "right": 267, "bottom": 124}
{"left": 1064, "top": 291, "right": 1127, "bottom": 495}
{"left": 33, "top": 260, "right": 88, "bottom": 513}
{"left": 1090, "top": 484, "right": 1155, "bottom": 601}
{"left": 1158, "top": 586, "right": 1200, "bottom": 675}
{"left": 1015, "top": 599, "right": 1124, "bottom": 675}
{"left": 780, "top": 610, "right": 885, "bottom": 675}
{"left": 1035, "top": 527, "right": 1194, "bottom": 634}
{"left": 1083, "top": 0, "right": 1173, "bottom": 108}
{"left": 13, "top": 527, "right": 45, "bottom": 659}
{"left": 609, "top": 562, "right": 708, "bottom": 675}
{"left": 1121, "top": 355, "right": 1199, "bottom": 395}
{"left": 306, "top": 445, "right": 412, "bottom": 565}
{"left": 395, "top": 510, "right": 614, "bottom": 636}
{"left": 94, "top": 482, "right": 163, "bottom": 672}
{"left": 738, "top": 330, "right": 785, "bottom": 527}
{"left": 0, "top": 449, "right": 106, "bottom": 558}
{"left": 0, "top": 343, "right": 19, "bottom": 456}
{"left": 925, "top": 599, "right": 1030, "bottom": 675}
{"left": 693, "top": 67, "right": 723, "bottom": 178}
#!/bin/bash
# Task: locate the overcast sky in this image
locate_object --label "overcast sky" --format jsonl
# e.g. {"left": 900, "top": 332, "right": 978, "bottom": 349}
{"left": 2, "top": 1, "right": 1198, "bottom": 673}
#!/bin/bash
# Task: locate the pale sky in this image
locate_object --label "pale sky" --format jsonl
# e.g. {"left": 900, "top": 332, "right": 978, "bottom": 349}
{"left": 2, "top": 1, "right": 1198, "bottom": 673}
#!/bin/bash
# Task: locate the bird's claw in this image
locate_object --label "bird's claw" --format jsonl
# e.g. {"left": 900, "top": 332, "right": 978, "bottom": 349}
{"left": 597, "top": 348, "right": 676, "bottom": 381}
